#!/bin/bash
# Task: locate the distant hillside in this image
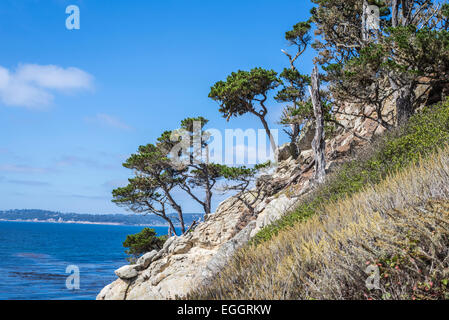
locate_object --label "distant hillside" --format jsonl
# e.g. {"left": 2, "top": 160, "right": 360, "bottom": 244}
{"left": 0, "top": 209, "right": 202, "bottom": 227}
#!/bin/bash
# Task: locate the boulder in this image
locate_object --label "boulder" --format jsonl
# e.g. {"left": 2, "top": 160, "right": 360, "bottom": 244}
{"left": 97, "top": 278, "right": 131, "bottom": 300}
{"left": 277, "top": 143, "right": 293, "bottom": 162}
{"left": 136, "top": 250, "right": 158, "bottom": 270}
{"left": 114, "top": 265, "right": 138, "bottom": 280}
{"left": 297, "top": 121, "right": 315, "bottom": 151}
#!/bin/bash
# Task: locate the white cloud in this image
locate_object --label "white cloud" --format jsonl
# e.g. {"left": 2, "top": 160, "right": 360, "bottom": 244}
{"left": 0, "top": 64, "right": 94, "bottom": 109}
{"left": 85, "top": 113, "right": 133, "bottom": 131}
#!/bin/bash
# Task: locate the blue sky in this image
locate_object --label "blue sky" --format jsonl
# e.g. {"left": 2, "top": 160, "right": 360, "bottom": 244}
{"left": 0, "top": 0, "right": 315, "bottom": 214}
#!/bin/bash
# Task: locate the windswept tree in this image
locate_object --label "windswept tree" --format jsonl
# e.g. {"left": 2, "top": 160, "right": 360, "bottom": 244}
{"left": 384, "top": 13, "right": 449, "bottom": 124}
{"left": 312, "top": 0, "right": 449, "bottom": 126}
{"left": 275, "top": 21, "right": 313, "bottom": 158}
{"left": 113, "top": 117, "right": 229, "bottom": 236}
{"left": 325, "top": 44, "right": 396, "bottom": 130}
{"left": 112, "top": 142, "right": 186, "bottom": 235}
{"left": 170, "top": 117, "right": 226, "bottom": 215}
{"left": 209, "top": 68, "right": 281, "bottom": 153}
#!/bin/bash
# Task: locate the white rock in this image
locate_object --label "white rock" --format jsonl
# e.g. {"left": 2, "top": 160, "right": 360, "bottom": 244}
{"left": 199, "top": 221, "right": 256, "bottom": 283}
{"left": 251, "top": 194, "right": 298, "bottom": 238}
{"left": 136, "top": 250, "right": 158, "bottom": 270}
{"left": 98, "top": 194, "right": 253, "bottom": 300}
{"left": 114, "top": 265, "right": 138, "bottom": 280}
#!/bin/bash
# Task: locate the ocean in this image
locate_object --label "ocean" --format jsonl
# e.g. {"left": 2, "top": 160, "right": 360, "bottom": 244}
{"left": 0, "top": 221, "right": 170, "bottom": 300}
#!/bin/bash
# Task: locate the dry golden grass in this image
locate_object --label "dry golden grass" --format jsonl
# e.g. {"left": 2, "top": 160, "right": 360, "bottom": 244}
{"left": 190, "top": 146, "right": 449, "bottom": 300}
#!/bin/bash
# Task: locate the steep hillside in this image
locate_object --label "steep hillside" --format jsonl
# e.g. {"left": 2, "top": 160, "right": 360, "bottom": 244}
{"left": 189, "top": 101, "right": 449, "bottom": 300}
{"left": 98, "top": 100, "right": 449, "bottom": 300}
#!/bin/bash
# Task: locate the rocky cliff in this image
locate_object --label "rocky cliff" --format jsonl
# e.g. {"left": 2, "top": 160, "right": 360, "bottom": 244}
{"left": 97, "top": 100, "right": 396, "bottom": 300}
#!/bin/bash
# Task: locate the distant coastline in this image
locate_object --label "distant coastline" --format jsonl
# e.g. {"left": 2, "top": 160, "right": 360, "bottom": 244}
{"left": 0, "top": 218, "right": 157, "bottom": 227}
{"left": 0, "top": 209, "right": 201, "bottom": 228}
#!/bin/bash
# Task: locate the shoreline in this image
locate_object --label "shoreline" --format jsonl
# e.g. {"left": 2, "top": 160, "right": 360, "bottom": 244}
{"left": 0, "top": 219, "right": 172, "bottom": 227}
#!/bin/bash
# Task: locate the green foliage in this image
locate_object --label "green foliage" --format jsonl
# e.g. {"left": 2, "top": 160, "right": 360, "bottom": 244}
{"left": 123, "top": 228, "right": 168, "bottom": 262}
{"left": 219, "top": 165, "right": 256, "bottom": 181}
{"left": 275, "top": 69, "right": 310, "bottom": 104}
{"left": 443, "top": 3, "right": 449, "bottom": 18}
{"left": 209, "top": 68, "right": 280, "bottom": 120}
{"left": 382, "top": 26, "right": 449, "bottom": 77}
{"left": 254, "top": 160, "right": 272, "bottom": 171}
{"left": 252, "top": 100, "right": 449, "bottom": 245}
{"left": 180, "top": 116, "right": 209, "bottom": 132}
{"left": 285, "top": 21, "right": 312, "bottom": 44}
{"left": 112, "top": 138, "right": 183, "bottom": 219}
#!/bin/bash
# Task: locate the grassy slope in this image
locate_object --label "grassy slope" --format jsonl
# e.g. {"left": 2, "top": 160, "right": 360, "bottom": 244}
{"left": 253, "top": 101, "right": 449, "bottom": 244}
{"left": 190, "top": 101, "right": 449, "bottom": 300}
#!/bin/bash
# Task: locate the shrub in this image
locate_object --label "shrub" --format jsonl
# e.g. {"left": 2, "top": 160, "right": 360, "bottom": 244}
{"left": 123, "top": 228, "right": 167, "bottom": 262}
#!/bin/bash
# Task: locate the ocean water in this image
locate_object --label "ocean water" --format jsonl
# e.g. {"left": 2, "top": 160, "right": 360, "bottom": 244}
{"left": 0, "top": 221, "right": 170, "bottom": 300}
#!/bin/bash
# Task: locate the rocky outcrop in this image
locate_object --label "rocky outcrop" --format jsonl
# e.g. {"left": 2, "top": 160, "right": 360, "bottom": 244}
{"left": 250, "top": 194, "right": 299, "bottom": 238}
{"left": 297, "top": 121, "right": 316, "bottom": 151}
{"left": 98, "top": 99, "right": 399, "bottom": 300}
{"left": 114, "top": 265, "right": 138, "bottom": 280}
{"left": 277, "top": 143, "right": 293, "bottom": 162}
{"left": 136, "top": 250, "right": 158, "bottom": 269}
{"left": 97, "top": 195, "right": 259, "bottom": 300}
{"left": 97, "top": 158, "right": 309, "bottom": 300}
{"left": 198, "top": 221, "right": 257, "bottom": 285}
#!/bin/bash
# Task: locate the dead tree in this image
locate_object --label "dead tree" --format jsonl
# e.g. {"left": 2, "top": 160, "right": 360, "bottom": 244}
{"left": 309, "top": 65, "right": 326, "bottom": 184}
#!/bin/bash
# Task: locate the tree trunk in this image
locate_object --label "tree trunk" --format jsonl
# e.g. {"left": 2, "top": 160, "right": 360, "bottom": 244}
{"left": 176, "top": 208, "right": 185, "bottom": 234}
{"left": 362, "top": 0, "right": 369, "bottom": 42}
{"left": 166, "top": 219, "right": 177, "bottom": 237}
{"left": 396, "top": 85, "right": 415, "bottom": 126}
{"left": 309, "top": 65, "right": 326, "bottom": 184}
{"left": 203, "top": 154, "right": 212, "bottom": 215}
{"left": 164, "top": 190, "right": 185, "bottom": 234}
{"left": 392, "top": 0, "right": 399, "bottom": 27}
{"left": 159, "top": 213, "right": 177, "bottom": 237}
{"left": 401, "top": 0, "right": 413, "bottom": 26}
{"left": 259, "top": 115, "right": 278, "bottom": 155}
{"left": 204, "top": 188, "right": 212, "bottom": 215}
